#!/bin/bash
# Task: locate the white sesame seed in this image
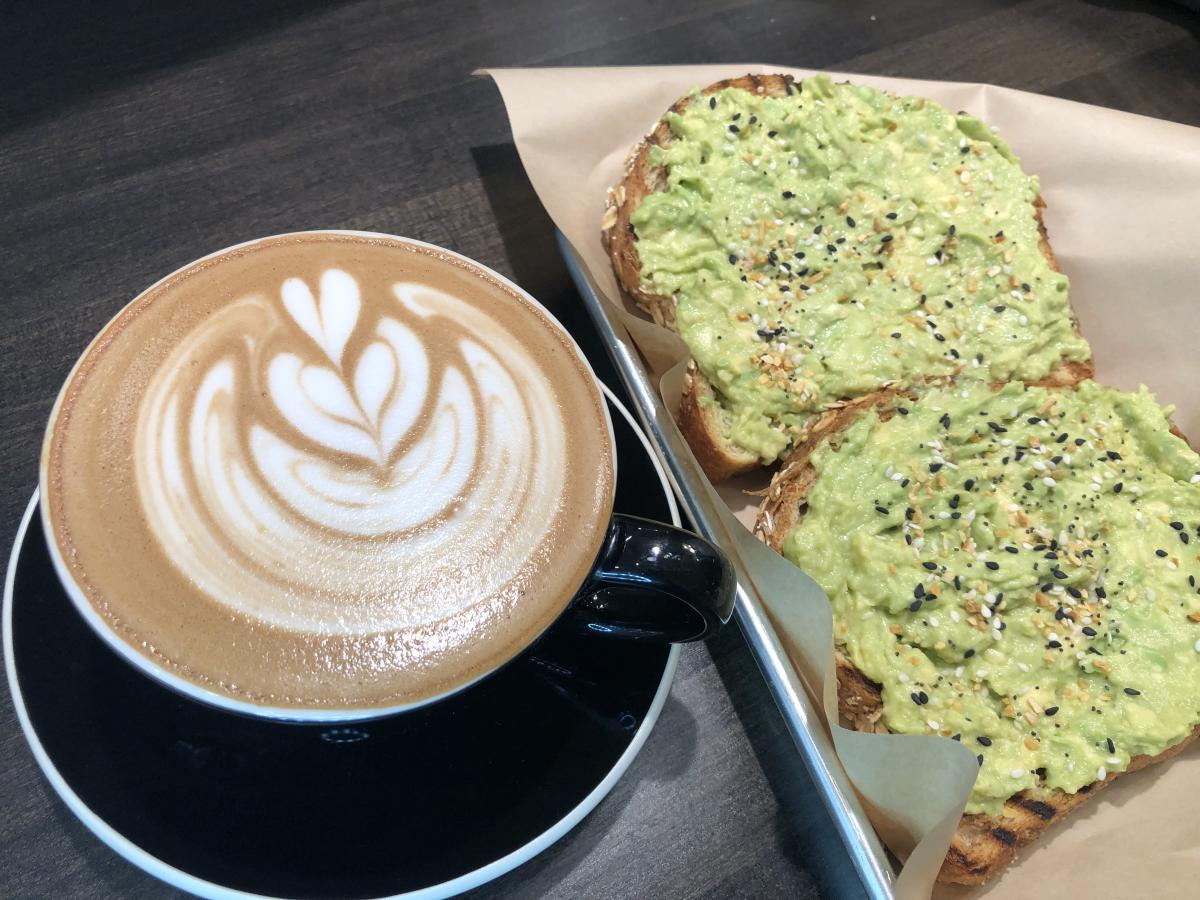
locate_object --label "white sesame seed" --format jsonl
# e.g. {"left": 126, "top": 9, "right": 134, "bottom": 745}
{"left": 1043, "top": 476, "right": 1057, "bottom": 488}
{"left": 1194, "top": 639, "right": 1200, "bottom": 653}
{"left": 927, "top": 719, "right": 940, "bottom": 730}
{"left": 1097, "top": 766, "right": 1107, "bottom": 781}
{"left": 1106, "top": 756, "right": 1121, "bottom": 765}
{"left": 1010, "top": 768, "right": 1025, "bottom": 779}
{"left": 898, "top": 672, "right": 910, "bottom": 682}
{"left": 1191, "top": 474, "right": 1200, "bottom": 484}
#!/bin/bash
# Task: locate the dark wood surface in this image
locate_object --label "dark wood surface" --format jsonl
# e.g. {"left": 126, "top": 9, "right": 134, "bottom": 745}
{"left": 2, "top": 2, "right": 1198, "bottom": 897}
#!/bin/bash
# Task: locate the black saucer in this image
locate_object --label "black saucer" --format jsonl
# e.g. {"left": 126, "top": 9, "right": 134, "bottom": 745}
{"left": 4, "top": 387, "right": 679, "bottom": 899}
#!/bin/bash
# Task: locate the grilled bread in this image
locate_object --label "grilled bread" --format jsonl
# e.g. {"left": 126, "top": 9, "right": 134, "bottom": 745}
{"left": 755, "top": 380, "right": 1200, "bottom": 884}
{"left": 603, "top": 74, "right": 1092, "bottom": 482}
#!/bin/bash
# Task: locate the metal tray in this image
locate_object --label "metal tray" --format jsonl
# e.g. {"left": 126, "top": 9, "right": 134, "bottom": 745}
{"left": 558, "top": 233, "right": 897, "bottom": 900}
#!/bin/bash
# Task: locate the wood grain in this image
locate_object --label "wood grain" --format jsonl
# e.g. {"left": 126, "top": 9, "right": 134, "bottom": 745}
{"left": 1, "top": 1, "right": 1197, "bottom": 897}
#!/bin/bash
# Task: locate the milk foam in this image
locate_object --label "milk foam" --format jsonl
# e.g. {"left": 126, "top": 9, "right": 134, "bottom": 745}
{"left": 134, "top": 268, "right": 568, "bottom": 635}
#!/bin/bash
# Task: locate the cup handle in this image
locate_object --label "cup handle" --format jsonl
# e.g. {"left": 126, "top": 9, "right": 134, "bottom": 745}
{"left": 562, "top": 514, "right": 736, "bottom": 642}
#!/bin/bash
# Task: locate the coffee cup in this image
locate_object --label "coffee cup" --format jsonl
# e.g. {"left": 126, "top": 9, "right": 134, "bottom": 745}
{"left": 39, "top": 231, "right": 734, "bottom": 722}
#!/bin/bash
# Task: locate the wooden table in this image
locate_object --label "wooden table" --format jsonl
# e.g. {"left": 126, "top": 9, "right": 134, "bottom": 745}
{"left": 3, "top": 2, "right": 1197, "bottom": 897}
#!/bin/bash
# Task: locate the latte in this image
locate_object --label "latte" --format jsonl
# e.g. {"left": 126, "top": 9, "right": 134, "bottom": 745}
{"left": 41, "top": 233, "right": 615, "bottom": 712}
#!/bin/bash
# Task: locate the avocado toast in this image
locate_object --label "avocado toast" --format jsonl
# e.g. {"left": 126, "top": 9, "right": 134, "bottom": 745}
{"left": 756, "top": 379, "right": 1200, "bottom": 883}
{"left": 603, "top": 74, "right": 1092, "bottom": 481}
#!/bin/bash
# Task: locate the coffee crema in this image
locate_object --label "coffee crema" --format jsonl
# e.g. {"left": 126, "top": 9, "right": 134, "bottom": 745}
{"left": 42, "top": 233, "right": 615, "bottom": 711}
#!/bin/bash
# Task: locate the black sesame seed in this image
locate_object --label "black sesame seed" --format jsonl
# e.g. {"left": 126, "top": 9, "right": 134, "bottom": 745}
{"left": 914, "top": 584, "right": 926, "bottom": 599}
{"left": 898, "top": 407, "right": 909, "bottom": 416}
{"left": 1107, "top": 451, "right": 1122, "bottom": 461}
{"left": 1123, "top": 688, "right": 1141, "bottom": 696}
{"left": 826, "top": 244, "right": 837, "bottom": 254}
{"left": 728, "top": 254, "right": 738, "bottom": 264}
{"left": 950, "top": 495, "right": 960, "bottom": 509}
{"left": 905, "top": 507, "right": 915, "bottom": 521}
{"left": 728, "top": 124, "right": 739, "bottom": 133}
{"left": 709, "top": 97, "right": 717, "bottom": 110}
{"left": 846, "top": 216, "right": 856, "bottom": 227}
{"left": 1113, "top": 483, "right": 1123, "bottom": 493}
{"left": 987, "top": 422, "right": 1007, "bottom": 434}
{"left": 977, "top": 754, "right": 985, "bottom": 766}
{"left": 1082, "top": 626, "right": 1097, "bottom": 636}
{"left": 1046, "top": 640, "right": 1062, "bottom": 649}
{"left": 1171, "top": 521, "right": 1185, "bottom": 530}
{"left": 964, "top": 479, "right": 975, "bottom": 491}
{"left": 782, "top": 190, "right": 794, "bottom": 199}
{"left": 1055, "top": 433, "right": 1068, "bottom": 444}
{"left": 929, "top": 462, "right": 943, "bottom": 473}
{"left": 963, "top": 648, "right": 975, "bottom": 657}
{"left": 977, "top": 735, "right": 992, "bottom": 746}
{"left": 768, "top": 130, "right": 777, "bottom": 138}
{"left": 1095, "top": 586, "right": 1107, "bottom": 599}
{"left": 891, "top": 332, "right": 901, "bottom": 339}
{"left": 909, "top": 600, "right": 922, "bottom": 612}
{"left": 881, "top": 234, "right": 893, "bottom": 243}
{"left": 1156, "top": 549, "right": 1168, "bottom": 558}
{"left": 922, "top": 561, "right": 938, "bottom": 571}
{"left": 1107, "top": 738, "right": 1116, "bottom": 753}
{"left": 814, "top": 225, "right": 823, "bottom": 235}
{"left": 1066, "top": 586, "right": 1081, "bottom": 598}
{"left": 1004, "top": 545, "right": 1019, "bottom": 554}
{"left": 875, "top": 504, "right": 888, "bottom": 515}
{"left": 886, "top": 212, "right": 898, "bottom": 220}
{"left": 985, "top": 561, "right": 1000, "bottom": 571}
{"left": 1052, "top": 569, "right": 1067, "bottom": 580}
{"left": 993, "top": 305, "right": 1006, "bottom": 314}
{"left": 1182, "top": 532, "right": 1191, "bottom": 545}
{"left": 1044, "top": 706, "right": 1059, "bottom": 717}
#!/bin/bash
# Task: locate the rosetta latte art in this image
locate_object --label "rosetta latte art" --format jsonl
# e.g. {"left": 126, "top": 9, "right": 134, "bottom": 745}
{"left": 135, "top": 268, "right": 568, "bottom": 635}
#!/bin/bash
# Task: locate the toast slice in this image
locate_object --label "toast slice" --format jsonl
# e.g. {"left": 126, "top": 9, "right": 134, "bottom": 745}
{"left": 603, "top": 74, "right": 1093, "bottom": 482}
{"left": 755, "top": 380, "right": 1200, "bottom": 884}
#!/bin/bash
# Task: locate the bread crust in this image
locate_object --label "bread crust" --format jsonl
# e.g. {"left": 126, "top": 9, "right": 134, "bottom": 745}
{"left": 602, "top": 75, "right": 1093, "bottom": 482}
{"left": 754, "top": 384, "right": 1200, "bottom": 885}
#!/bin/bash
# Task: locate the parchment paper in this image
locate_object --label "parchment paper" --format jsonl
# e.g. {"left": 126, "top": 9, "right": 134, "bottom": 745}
{"left": 483, "top": 65, "right": 1200, "bottom": 898}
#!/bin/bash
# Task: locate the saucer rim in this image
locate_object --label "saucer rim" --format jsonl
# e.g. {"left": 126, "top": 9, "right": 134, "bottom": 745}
{"left": 4, "top": 383, "right": 682, "bottom": 900}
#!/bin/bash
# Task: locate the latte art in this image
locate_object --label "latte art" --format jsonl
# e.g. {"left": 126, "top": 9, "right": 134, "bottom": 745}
{"left": 43, "top": 234, "right": 614, "bottom": 711}
{"left": 136, "top": 270, "right": 566, "bottom": 634}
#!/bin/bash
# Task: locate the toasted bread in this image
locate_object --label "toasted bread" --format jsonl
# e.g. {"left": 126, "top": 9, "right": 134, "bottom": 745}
{"left": 603, "top": 75, "right": 1093, "bottom": 482}
{"left": 754, "top": 384, "right": 1200, "bottom": 885}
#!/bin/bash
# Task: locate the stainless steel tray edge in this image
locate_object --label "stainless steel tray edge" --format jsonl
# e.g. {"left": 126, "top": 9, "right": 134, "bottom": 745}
{"left": 558, "top": 233, "right": 897, "bottom": 900}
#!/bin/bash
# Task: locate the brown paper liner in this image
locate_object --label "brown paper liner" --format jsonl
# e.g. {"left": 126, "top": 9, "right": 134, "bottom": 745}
{"left": 483, "top": 64, "right": 1200, "bottom": 898}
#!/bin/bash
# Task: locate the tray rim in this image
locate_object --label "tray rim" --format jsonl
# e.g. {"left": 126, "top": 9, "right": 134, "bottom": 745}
{"left": 557, "top": 231, "right": 897, "bottom": 900}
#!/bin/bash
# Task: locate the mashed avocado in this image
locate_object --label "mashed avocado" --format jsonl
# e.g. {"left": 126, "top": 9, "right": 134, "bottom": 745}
{"left": 630, "top": 76, "right": 1091, "bottom": 462}
{"left": 782, "top": 380, "right": 1200, "bottom": 814}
